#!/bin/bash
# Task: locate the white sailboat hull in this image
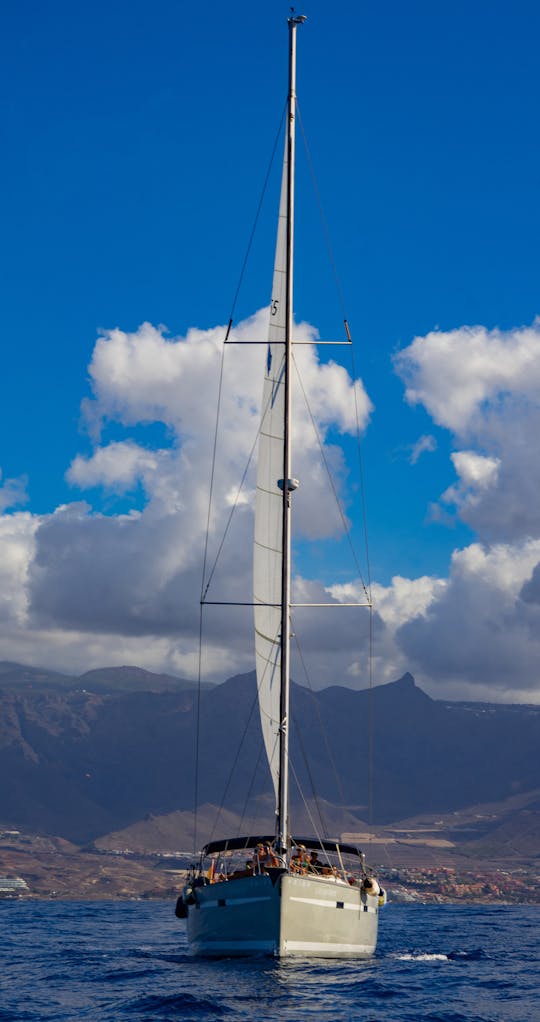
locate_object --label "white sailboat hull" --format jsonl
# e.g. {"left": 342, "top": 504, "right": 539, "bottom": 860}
{"left": 186, "top": 872, "right": 379, "bottom": 958}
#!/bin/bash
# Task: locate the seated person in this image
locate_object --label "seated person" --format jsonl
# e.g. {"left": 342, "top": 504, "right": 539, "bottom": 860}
{"left": 308, "top": 850, "right": 323, "bottom": 874}
{"left": 262, "top": 843, "right": 280, "bottom": 868}
{"left": 253, "top": 843, "right": 267, "bottom": 873}
{"left": 290, "top": 845, "right": 308, "bottom": 873}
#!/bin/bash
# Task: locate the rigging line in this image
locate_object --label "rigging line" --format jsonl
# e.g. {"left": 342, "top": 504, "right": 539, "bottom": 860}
{"left": 297, "top": 98, "right": 373, "bottom": 600}
{"left": 290, "top": 705, "right": 329, "bottom": 840}
{"left": 193, "top": 603, "right": 205, "bottom": 857}
{"left": 237, "top": 737, "right": 267, "bottom": 838}
{"left": 201, "top": 420, "right": 258, "bottom": 601}
{"left": 202, "top": 350, "right": 283, "bottom": 599}
{"left": 194, "top": 329, "right": 228, "bottom": 854}
{"left": 207, "top": 623, "right": 280, "bottom": 845}
{"left": 292, "top": 353, "right": 369, "bottom": 597}
{"left": 292, "top": 626, "right": 346, "bottom": 808}
{"left": 228, "top": 101, "right": 287, "bottom": 322}
{"left": 200, "top": 101, "right": 286, "bottom": 599}
{"left": 289, "top": 758, "right": 327, "bottom": 850}
{"left": 207, "top": 682, "right": 261, "bottom": 847}
{"left": 379, "top": 835, "right": 396, "bottom": 870}
{"left": 296, "top": 100, "right": 348, "bottom": 320}
{"left": 349, "top": 340, "right": 373, "bottom": 599}
{"left": 207, "top": 681, "right": 261, "bottom": 847}
{"left": 200, "top": 339, "right": 226, "bottom": 601}
{"left": 368, "top": 604, "right": 374, "bottom": 826}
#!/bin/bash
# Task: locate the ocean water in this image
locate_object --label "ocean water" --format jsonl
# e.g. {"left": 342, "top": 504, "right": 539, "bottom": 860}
{"left": 1, "top": 901, "right": 537, "bottom": 1022}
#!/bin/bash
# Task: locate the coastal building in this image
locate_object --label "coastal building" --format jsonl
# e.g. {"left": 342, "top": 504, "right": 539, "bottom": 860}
{"left": 0, "top": 876, "right": 29, "bottom": 893}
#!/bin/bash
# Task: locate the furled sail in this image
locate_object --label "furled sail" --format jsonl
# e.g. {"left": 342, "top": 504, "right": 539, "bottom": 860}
{"left": 253, "top": 144, "right": 288, "bottom": 805}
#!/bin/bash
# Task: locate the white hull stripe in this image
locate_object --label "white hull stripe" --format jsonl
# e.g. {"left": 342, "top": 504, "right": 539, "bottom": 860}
{"left": 284, "top": 940, "right": 375, "bottom": 954}
{"left": 290, "top": 896, "right": 376, "bottom": 914}
{"left": 200, "top": 895, "right": 272, "bottom": 910}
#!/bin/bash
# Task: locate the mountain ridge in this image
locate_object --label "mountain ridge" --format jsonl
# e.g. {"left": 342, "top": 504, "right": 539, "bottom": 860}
{"left": 0, "top": 660, "right": 200, "bottom": 693}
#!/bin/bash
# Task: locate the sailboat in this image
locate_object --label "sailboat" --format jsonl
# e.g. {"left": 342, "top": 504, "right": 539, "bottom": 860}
{"left": 176, "top": 13, "right": 385, "bottom": 958}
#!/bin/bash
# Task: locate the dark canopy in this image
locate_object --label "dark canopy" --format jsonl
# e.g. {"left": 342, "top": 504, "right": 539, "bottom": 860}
{"left": 201, "top": 835, "right": 362, "bottom": 857}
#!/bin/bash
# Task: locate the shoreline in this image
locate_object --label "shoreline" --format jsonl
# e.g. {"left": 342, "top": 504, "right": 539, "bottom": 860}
{"left": 2, "top": 832, "right": 538, "bottom": 906}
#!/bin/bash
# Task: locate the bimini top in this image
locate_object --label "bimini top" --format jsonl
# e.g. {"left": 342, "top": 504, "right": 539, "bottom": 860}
{"left": 201, "top": 835, "right": 363, "bottom": 857}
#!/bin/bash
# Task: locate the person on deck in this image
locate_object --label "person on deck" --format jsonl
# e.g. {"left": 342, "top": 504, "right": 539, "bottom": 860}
{"left": 253, "top": 844, "right": 267, "bottom": 874}
{"left": 290, "top": 845, "right": 308, "bottom": 873}
{"left": 262, "top": 843, "right": 280, "bottom": 868}
{"left": 308, "top": 850, "right": 323, "bottom": 874}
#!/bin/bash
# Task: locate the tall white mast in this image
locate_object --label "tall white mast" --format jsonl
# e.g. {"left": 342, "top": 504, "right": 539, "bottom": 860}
{"left": 277, "top": 11, "right": 306, "bottom": 855}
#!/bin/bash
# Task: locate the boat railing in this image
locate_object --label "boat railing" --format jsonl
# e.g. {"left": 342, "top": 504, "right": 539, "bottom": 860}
{"left": 187, "top": 844, "right": 374, "bottom": 890}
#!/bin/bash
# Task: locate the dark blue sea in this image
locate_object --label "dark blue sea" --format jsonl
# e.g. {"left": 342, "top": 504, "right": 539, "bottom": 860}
{"left": 1, "top": 901, "right": 537, "bottom": 1022}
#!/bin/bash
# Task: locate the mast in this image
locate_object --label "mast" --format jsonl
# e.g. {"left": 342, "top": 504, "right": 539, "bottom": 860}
{"left": 277, "top": 11, "right": 306, "bottom": 856}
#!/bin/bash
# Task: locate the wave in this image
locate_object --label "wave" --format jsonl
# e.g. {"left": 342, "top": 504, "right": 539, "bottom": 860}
{"left": 394, "top": 948, "right": 485, "bottom": 963}
{"left": 395, "top": 953, "right": 449, "bottom": 962}
{"left": 119, "top": 991, "right": 229, "bottom": 1016}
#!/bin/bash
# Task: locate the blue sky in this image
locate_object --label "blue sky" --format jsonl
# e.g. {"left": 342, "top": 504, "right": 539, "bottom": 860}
{"left": 2, "top": 1, "right": 540, "bottom": 700}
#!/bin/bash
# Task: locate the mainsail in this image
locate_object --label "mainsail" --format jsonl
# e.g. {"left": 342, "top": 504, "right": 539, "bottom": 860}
{"left": 253, "top": 144, "right": 288, "bottom": 804}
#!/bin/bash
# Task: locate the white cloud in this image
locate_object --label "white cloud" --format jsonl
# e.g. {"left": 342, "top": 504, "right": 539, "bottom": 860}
{"left": 448, "top": 451, "right": 500, "bottom": 490}
{"left": 441, "top": 450, "right": 500, "bottom": 512}
{"left": 0, "top": 469, "right": 28, "bottom": 512}
{"left": 66, "top": 441, "right": 167, "bottom": 494}
{"left": 287, "top": 576, "right": 374, "bottom": 689}
{"left": 1, "top": 311, "right": 540, "bottom": 704}
{"left": 79, "top": 314, "right": 371, "bottom": 539}
{"left": 0, "top": 311, "right": 373, "bottom": 683}
{"left": 395, "top": 320, "right": 540, "bottom": 543}
{"left": 371, "top": 574, "right": 447, "bottom": 630}
{"left": 395, "top": 319, "right": 540, "bottom": 435}
{"left": 325, "top": 542, "right": 540, "bottom": 701}
{"left": 0, "top": 512, "right": 37, "bottom": 625}
{"left": 409, "top": 434, "right": 437, "bottom": 464}
{"left": 327, "top": 574, "right": 446, "bottom": 688}
{"left": 380, "top": 318, "right": 540, "bottom": 700}
{"left": 396, "top": 539, "right": 540, "bottom": 698}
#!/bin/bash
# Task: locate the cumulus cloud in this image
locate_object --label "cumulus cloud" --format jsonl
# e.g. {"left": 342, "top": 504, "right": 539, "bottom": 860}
{"left": 385, "top": 318, "right": 540, "bottom": 700}
{"left": 441, "top": 451, "right": 500, "bottom": 513}
{"left": 78, "top": 314, "right": 371, "bottom": 540}
{"left": 322, "top": 541, "right": 540, "bottom": 702}
{"left": 395, "top": 319, "right": 540, "bottom": 434}
{"left": 0, "top": 311, "right": 373, "bottom": 684}
{"left": 66, "top": 441, "right": 168, "bottom": 495}
{"left": 2, "top": 309, "right": 540, "bottom": 703}
{"left": 395, "top": 320, "right": 540, "bottom": 544}
{"left": 287, "top": 576, "right": 373, "bottom": 689}
{"left": 326, "top": 574, "right": 446, "bottom": 688}
{"left": 396, "top": 540, "right": 540, "bottom": 700}
{"left": 0, "top": 512, "right": 37, "bottom": 625}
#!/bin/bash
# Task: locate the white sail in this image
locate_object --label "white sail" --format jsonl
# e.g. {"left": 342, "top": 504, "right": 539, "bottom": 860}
{"left": 253, "top": 144, "right": 288, "bottom": 804}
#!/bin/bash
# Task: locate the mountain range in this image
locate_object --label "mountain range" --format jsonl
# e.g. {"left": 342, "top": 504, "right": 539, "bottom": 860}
{"left": 1, "top": 662, "right": 539, "bottom": 849}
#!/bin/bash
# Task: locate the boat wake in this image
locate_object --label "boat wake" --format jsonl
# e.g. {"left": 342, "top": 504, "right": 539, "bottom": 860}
{"left": 394, "top": 948, "right": 485, "bottom": 963}
{"left": 395, "top": 952, "right": 449, "bottom": 962}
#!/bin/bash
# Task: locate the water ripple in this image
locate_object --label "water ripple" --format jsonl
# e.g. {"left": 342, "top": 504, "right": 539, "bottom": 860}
{"left": 2, "top": 901, "right": 538, "bottom": 1022}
